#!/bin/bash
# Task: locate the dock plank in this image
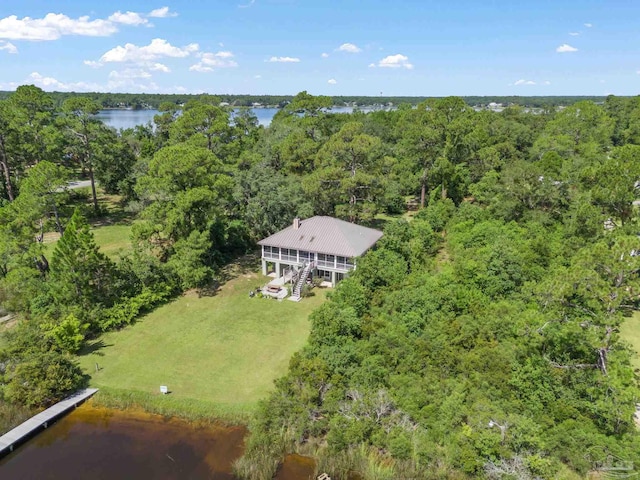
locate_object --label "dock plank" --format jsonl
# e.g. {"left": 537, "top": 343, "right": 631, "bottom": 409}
{"left": 0, "top": 388, "right": 98, "bottom": 455}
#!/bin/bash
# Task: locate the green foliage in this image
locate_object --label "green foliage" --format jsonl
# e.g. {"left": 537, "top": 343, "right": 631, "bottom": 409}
{"left": 2, "top": 350, "right": 85, "bottom": 407}
{"left": 4, "top": 88, "right": 640, "bottom": 477}
{"left": 41, "top": 313, "right": 88, "bottom": 354}
{"left": 50, "top": 209, "right": 117, "bottom": 308}
{"left": 99, "top": 285, "right": 173, "bottom": 331}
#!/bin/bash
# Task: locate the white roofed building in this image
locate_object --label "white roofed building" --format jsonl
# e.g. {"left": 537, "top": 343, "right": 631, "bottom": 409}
{"left": 258, "top": 216, "right": 383, "bottom": 292}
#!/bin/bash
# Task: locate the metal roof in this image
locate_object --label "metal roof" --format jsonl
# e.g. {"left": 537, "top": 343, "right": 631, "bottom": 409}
{"left": 258, "top": 216, "right": 383, "bottom": 258}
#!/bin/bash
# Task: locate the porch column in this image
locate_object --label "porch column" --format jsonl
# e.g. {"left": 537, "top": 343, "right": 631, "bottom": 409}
{"left": 276, "top": 262, "right": 281, "bottom": 277}
{"left": 331, "top": 270, "right": 336, "bottom": 287}
{"left": 261, "top": 259, "right": 267, "bottom": 276}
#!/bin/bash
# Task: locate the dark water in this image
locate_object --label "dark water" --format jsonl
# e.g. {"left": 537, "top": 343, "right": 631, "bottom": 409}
{"left": 0, "top": 404, "right": 317, "bottom": 480}
{"left": 277, "top": 454, "right": 315, "bottom": 480}
{"left": 0, "top": 405, "right": 246, "bottom": 480}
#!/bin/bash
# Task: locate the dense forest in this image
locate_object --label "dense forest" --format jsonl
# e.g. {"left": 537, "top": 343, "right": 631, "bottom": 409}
{"left": 0, "top": 90, "right": 612, "bottom": 109}
{"left": 1, "top": 85, "right": 640, "bottom": 478}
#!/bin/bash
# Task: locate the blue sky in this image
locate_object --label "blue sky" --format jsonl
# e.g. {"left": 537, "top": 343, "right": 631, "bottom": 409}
{"left": 0, "top": 0, "right": 638, "bottom": 96}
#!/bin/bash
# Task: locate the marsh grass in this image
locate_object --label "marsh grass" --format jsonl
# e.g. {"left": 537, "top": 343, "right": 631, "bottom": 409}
{"left": 89, "top": 386, "right": 250, "bottom": 425}
{"left": 0, "top": 400, "right": 36, "bottom": 435}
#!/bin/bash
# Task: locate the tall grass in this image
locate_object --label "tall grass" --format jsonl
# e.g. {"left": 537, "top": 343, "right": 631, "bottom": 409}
{"left": 232, "top": 424, "right": 298, "bottom": 480}
{"left": 89, "top": 386, "right": 251, "bottom": 426}
{"left": 312, "top": 444, "right": 433, "bottom": 480}
{"left": 0, "top": 400, "right": 36, "bottom": 435}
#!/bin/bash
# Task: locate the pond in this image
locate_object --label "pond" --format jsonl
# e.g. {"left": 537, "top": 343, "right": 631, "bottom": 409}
{"left": 0, "top": 404, "right": 316, "bottom": 479}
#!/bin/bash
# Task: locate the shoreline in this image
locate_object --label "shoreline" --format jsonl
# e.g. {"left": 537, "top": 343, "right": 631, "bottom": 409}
{"left": 87, "top": 386, "right": 253, "bottom": 427}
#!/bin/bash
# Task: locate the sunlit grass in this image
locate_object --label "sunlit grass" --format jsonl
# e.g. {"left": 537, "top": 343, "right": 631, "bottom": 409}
{"left": 78, "top": 268, "right": 327, "bottom": 418}
{"left": 42, "top": 187, "right": 133, "bottom": 260}
{"left": 620, "top": 311, "right": 640, "bottom": 371}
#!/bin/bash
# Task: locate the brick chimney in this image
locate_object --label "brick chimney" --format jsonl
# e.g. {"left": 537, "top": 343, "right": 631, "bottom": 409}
{"left": 293, "top": 217, "right": 300, "bottom": 229}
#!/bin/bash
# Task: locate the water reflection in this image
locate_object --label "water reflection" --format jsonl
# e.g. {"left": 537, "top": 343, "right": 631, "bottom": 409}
{"left": 0, "top": 404, "right": 246, "bottom": 479}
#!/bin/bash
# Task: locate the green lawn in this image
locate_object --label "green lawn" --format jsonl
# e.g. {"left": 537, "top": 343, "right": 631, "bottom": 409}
{"left": 78, "top": 269, "right": 327, "bottom": 416}
{"left": 620, "top": 311, "right": 640, "bottom": 371}
{"left": 42, "top": 223, "right": 132, "bottom": 260}
{"left": 90, "top": 223, "right": 132, "bottom": 258}
{"left": 42, "top": 188, "right": 133, "bottom": 260}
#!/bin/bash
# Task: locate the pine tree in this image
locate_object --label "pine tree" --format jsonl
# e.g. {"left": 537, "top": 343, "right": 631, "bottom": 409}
{"left": 50, "top": 208, "right": 115, "bottom": 307}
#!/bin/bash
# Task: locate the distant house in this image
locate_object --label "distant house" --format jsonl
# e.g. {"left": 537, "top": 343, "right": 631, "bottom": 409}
{"left": 258, "top": 216, "right": 383, "bottom": 288}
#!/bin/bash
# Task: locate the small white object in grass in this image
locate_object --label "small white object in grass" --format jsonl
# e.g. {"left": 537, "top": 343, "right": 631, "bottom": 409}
{"left": 160, "top": 385, "right": 168, "bottom": 394}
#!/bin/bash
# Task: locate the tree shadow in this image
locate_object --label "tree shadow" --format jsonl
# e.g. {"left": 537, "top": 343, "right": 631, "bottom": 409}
{"left": 197, "top": 281, "right": 221, "bottom": 298}
{"left": 196, "top": 253, "right": 261, "bottom": 297}
{"left": 78, "top": 339, "right": 112, "bottom": 357}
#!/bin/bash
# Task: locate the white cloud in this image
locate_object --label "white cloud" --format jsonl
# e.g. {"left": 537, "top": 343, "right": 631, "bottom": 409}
{"left": 321, "top": 52, "right": 329, "bottom": 58}
{"left": 108, "top": 11, "right": 148, "bottom": 26}
{"left": 337, "top": 43, "right": 361, "bottom": 53}
{"left": 637, "top": 70, "right": 640, "bottom": 75}
{"left": 368, "top": 63, "right": 376, "bottom": 68}
{"left": 267, "top": 56, "right": 300, "bottom": 63}
{"left": 190, "top": 51, "right": 238, "bottom": 72}
{"left": 0, "top": 41, "right": 17, "bottom": 54}
{"left": 584, "top": 23, "right": 592, "bottom": 27}
{"left": 26, "top": 71, "right": 102, "bottom": 92}
{"left": 556, "top": 43, "right": 578, "bottom": 53}
{"left": 2, "top": 71, "right": 187, "bottom": 94}
{"left": 254, "top": 74, "right": 262, "bottom": 79}
{"left": 100, "top": 38, "right": 198, "bottom": 63}
{"left": 108, "top": 68, "right": 152, "bottom": 80}
{"left": 377, "top": 54, "right": 413, "bottom": 69}
{"left": 328, "top": 78, "right": 337, "bottom": 84}
{"left": 543, "top": 80, "right": 551, "bottom": 85}
{"left": 83, "top": 60, "right": 103, "bottom": 68}
{"left": 189, "top": 64, "right": 213, "bottom": 73}
{"left": 149, "top": 62, "right": 170, "bottom": 72}
{"left": 569, "top": 32, "right": 580, "bottom": 36}
{"left": 238, "top": 0, "right": 256, "bottom": 8}
{"left": 148, "top": 7, "right": 178, "bottom": 18}
{"left": 514, "top": 79, "right": 536, "bottom": 86}
{"left": 0, "top": 13, "right": 118, "bottom": 40}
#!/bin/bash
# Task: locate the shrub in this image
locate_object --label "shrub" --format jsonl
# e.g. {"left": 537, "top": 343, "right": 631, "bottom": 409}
{"left": 99, "top": 285, "right": 173, "bottom": 331}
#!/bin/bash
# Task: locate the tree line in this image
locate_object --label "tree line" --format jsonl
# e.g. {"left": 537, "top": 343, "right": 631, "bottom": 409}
{"left": 1, "top": 85, "right": 640, "bottom": 478}
{"left": 0, "top": 90, "right": 614, "bottom": 109}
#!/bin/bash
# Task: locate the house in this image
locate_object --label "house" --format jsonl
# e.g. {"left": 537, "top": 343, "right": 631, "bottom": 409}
{"left": 258, "top": 216, "right": 383, "bottom": 289}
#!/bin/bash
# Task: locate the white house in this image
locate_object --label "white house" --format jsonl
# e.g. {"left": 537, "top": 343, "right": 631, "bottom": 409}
{"left": 258, "top": 216, "right": 383, "bottom": 289}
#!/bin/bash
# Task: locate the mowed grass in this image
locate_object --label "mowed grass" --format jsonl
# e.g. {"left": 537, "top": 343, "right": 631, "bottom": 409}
{"left": 42, "top": 188, "right": 133, "bottom": 260}
{"left": 42, "top": 223, "right": 132, "bottom": 260}
{"left": 620, "top": 311, "right": 640, "bottom": 371}
{"left": 78, "top": 270, "right": 328, "bottom": 416}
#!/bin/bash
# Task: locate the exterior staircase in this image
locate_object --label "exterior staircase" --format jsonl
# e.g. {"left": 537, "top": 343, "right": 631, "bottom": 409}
{"left": 289, "top": 261, "right": 314, "bottom": 302}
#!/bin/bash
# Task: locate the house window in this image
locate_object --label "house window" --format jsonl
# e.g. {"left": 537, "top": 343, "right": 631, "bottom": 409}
{"left": 263, "top": 246, "right": 279, "bottom": 259}
{"left": 299, "top": 250, "right": 311, "bottom": 263}
{"left": 281, "top": 248, "right": 297, "bottom": 262}
{"left": 316, "top": 269, "right": 332, "bottom": 281}
{"left": 317, "top": 253, "right": 333, "bottom": 268}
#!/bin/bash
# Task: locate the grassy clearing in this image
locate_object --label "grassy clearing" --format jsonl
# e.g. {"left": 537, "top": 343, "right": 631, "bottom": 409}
{"left": 78, "top": 263, "right": 327, "bottom": 418}
{"left": 620, "top": 311, "right": 640, "bottom": 371}
{"left": 42, "top": 223, "right": 132, "bottom": 260}
{"left": 42, "top": 187, "right": 133, "bottom": 260}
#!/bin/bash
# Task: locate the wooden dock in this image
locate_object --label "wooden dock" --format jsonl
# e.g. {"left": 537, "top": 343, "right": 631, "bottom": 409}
{"left": 0, "top": 388, "right": 98, "bottom": 456}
